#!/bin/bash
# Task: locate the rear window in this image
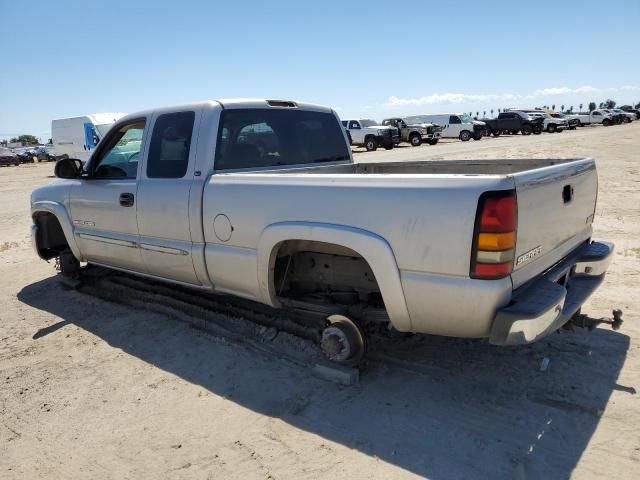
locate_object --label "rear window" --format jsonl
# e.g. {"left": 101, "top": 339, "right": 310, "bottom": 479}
{"left": 215, "top": 109, "right": 350, "bottom": 170}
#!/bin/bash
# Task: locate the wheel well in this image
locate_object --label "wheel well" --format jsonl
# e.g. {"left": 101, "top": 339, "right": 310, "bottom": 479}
{"left": 271, "top": 240, "right": 384, "bottom": 313}
{"left": 33, "top": 212, "right": 69, "bottom": 260}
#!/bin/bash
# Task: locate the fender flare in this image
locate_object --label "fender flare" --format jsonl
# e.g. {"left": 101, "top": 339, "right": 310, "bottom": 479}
{"left": 257, "top": 221, "right": 413, "bottom": 332}
{"left": 31, "top": 200, "right": 83, "bottom": 261}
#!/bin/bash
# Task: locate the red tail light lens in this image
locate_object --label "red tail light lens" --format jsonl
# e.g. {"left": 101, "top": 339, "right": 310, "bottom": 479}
{"left": 471, "top": 190, "right": 517, "bottom": 279}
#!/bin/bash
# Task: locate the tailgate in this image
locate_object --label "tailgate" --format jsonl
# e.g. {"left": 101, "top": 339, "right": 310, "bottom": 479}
{"left": 511, "top": 158, "right": 597, "bottom": 289}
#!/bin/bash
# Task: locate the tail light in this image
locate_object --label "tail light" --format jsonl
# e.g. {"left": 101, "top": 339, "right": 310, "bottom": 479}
{"left": 470, "top": 190, "right": 517, "bottom": 279}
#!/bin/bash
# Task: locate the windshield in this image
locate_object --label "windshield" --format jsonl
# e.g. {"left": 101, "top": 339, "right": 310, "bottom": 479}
{"left": 459, "top": 114, "right": 474, "bottom": 122}
{"left": 359, "top": 119, "right": 378, "bottom": 128}
{"left": 215, "top": 109, "right": 350, "bottom": 170}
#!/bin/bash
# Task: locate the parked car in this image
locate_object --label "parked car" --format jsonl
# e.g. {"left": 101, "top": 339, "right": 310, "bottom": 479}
{"left": 0, "top": 148, "right": 21, "bottom": 166}
{"left": 566, "top": 110, "right": 616, "bottom": 126}
{"left": 380, "top": 117, "right": 442, "bottom": 146}
{"left": 610, "top": 108, "right": 634, "bottom": 123}
{"left": 550, "top": 113, "right": 579, "bottom": 130}
{"left": 341, "top": 119, "right": 399, "bottom": 151}
{"left": 619, "top": 107, "right": 640, "bottom": 120}
{"left": 31, "top": 98, "right": 614, "bottom": 365}
{"left": 483, "top": 111, "right": 544, "bottom": 136}
{"left": 403, "top": 113, "right": 485, "bottom": 141}
{"left": 517, "top": 110, "right": 569, "bottom": 133}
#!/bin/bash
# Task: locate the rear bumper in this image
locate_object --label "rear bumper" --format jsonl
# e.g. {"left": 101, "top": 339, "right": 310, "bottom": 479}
{"left": 490, "top": 240, "right": 614, "bottom": 345}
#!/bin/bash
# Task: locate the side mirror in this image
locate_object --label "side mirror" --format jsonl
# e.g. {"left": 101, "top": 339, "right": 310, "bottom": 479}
{"left": 54, "top": 157, "right": 83, "bottom": 179}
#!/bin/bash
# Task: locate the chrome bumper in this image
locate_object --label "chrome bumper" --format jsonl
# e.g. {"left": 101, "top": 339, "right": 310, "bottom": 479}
{"left": 490, "top": 241, "right": 614, "bottom": 346}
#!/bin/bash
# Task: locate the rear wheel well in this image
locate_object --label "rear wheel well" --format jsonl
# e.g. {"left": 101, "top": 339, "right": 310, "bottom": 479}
{"left": 32, "top": 212, "right": 70, "bottom": 260}
{"left": 271, "top": 240, "right": 386, "bottom": 321}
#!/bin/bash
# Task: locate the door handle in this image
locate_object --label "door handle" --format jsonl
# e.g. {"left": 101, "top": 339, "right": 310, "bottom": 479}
{"left": 119, "top": 192, "right": 135, "bottom": 207}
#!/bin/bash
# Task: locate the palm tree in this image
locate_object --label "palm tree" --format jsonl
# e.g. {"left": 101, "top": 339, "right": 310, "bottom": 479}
{"left": 570, "top": 105, "right": 574, "bottom": 112}
{"left": 579, "top": 103, "right": 583, "bottom": 112}
{"left": 490, "top": 109, "right": 494, "bottom": 117}
{"left": 561, "top": 104, "right": 565, "bottom": 112}
{"left": 498, "top": 108, "right": 501, "bottom": 113}
{"left": 551, "top": 104, "right": 556, "bottom": 111}
{"left": 483, "top": 110, "right": 486, "bottom": 117}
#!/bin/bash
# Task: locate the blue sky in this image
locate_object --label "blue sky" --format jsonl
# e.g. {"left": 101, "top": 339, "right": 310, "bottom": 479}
{"left": 1, "top": 0, "right": 639, "bottom": 141}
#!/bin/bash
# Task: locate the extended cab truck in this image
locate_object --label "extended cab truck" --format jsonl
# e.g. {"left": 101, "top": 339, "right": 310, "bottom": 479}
{"left": 567, "top": 110, "right": 615, "bottom": 126}
{"left": 483, "top": 111, "right": 544, "bottom": 136}
{"left": 610, "top": 108, "right": 634, "bottom": 123}
{"left": 341, "top": 119, "right": 400, "bottom": 151}
{"left": 381, "top": 117, "right": 442, "bottom": 146}
{"left": 32, "top": 99, "right": 614, "bottom": 366}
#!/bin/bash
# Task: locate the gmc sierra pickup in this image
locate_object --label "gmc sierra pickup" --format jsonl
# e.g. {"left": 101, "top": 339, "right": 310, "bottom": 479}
{"left": 32, "top": 99, "right": 614, "bottom": 366}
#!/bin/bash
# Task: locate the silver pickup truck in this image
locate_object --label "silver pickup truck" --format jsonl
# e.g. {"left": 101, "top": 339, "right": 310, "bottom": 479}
{"left": 31, "top": 99, "right": 614, "bottom": 365}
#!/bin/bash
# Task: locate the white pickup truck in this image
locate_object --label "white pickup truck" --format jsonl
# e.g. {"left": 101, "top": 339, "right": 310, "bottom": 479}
{"left": 566, "top": 109, "right": 615, "bottom": 126}
{"left": 31, "top": 99, "right": 615, "bottom": 365}
{"left": 341, "top": 119, "right": 400, "bottom": 151}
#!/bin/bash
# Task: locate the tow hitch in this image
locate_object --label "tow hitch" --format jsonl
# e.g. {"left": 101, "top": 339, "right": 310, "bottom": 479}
{"left": 566, "top": 309, "right": 624, "bottom": 331}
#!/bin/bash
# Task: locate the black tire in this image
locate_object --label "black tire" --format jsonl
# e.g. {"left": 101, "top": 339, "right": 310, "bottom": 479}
{"left": 603, "top": 118, "right": 612, "bottom": 126}
{"left": 383, "top": 143, "right": 394, "bottom": 150}
{"left": 409, "top": 133, "right": 422, "bottom": 146}
{"left": 547, "top": 123, "right": 557, "bottom": 133}
{"left": 364, "top": 136, "right": 378, "bottom": 152}
{"left": 509, "top": 130, "right": 518, "bottom": 135}
{"left": 459, "top": 130, "right": 471, "bottom": 141}
{"left": 427, "top": 139, "right": 439, "bottom": 145}
{"left": 472, "top": 133, "right": 482, "bottom": 141}
{"left": 492, "top": 130, "right": 501, "bottom": 137}
{"left": 521, "top": 124, "right": 533, "bottom": 135}
{"left": 533, "top": 128, "right": 542, "bottom": 135}
{"left": 58, "top": 249, "right": 81, "bottom": 280}
{"left": 624, "top": 117, "right": 631, "bottom": 123}
{"left": 578, "top": 120, "right": 584, "bottom": 127}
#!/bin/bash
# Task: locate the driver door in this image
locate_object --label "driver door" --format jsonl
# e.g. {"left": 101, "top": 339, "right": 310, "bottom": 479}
{"left": 69, "top": 119, "right": 148, "bottom": 273}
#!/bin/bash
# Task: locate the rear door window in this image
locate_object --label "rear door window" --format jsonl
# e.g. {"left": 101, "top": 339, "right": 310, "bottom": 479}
{"left": 449, "top": 115, "right": 461, "bottom": 124}
{"left": 215, "top": 109, "right": 350, "bottom": 170}
{"left": 147, "top": 111, "right": 195, "bottom": 178}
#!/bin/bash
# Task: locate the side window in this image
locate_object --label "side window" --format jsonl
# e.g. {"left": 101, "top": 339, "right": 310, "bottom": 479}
{"left": 147, "top": 111, "right": 195, "bottom": 179}
{"left": 449, "top": 115, "right": 461, "bottom": 124}
{"left": 593, "top": 111, "right": 601, "bottom": 116}
{"left": 349, "top": 121, "right": 361, "bottom": 129}
{"left": 341, "top": 120, "right": 348, "bottom": 127}
{"left": 92, "top": 120, "right": 145, "bottom": 179}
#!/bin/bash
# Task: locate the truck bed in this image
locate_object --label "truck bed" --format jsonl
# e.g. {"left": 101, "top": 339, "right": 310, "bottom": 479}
{"left": 221, "top": 158, "right": 586, "bottom": 176}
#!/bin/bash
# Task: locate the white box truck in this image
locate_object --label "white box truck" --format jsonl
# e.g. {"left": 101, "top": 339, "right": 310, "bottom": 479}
{"left": 51, "top": 113, "right": 126, "bottom": 161}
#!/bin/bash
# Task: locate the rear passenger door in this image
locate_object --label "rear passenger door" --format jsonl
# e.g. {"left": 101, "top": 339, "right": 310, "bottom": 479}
{"left": 136, "top": 110, "right": 202, "bottom": 285}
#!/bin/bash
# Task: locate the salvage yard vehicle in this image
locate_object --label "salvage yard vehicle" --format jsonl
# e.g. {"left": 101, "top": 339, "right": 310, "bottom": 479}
{"left": 518, "top": 110, "right": 569, "bottom": 133}
{"left": 0, "top": 148, "right": 21, "bottom": 166}
{"left": 341, "top": 119, "right": 399, "bottom": 151}
{"left": 567, "top": 110, "right": 615, "bottom": 126}
{"left": 52, "top": 113, "right": 126, "bottom": 162}
{"left": 381, "top": 117, "right": 442, "bottom": 146}
{"left": 483, "top": 111, "right": 544, "bottom": 136}
{"left": 404, "top": 113, "right": 485, "bottom": 141}
{"left": 551, "top": 112, "right": 579, "bottom": 130}
{"left": 31, "top": 99, "right": 615, "bottom": 366}
{"left": 610, "top": 108, "right": 634, "bottom": 123}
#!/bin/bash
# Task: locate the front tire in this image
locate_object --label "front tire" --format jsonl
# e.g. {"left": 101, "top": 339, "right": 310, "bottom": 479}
{"left": 427, "top": 139, "right": 439, "bottom": 145}
{"left": 492, "top": 130, "right": 501, "bottom": 137}
{"left": 547, "top": 123, "right": 557, "bottom": 133}
{"left": 459, "top": 130, "right": 471, "bottom": 141}
{"left": 365, "top": 137, "right": 378, "bottom": 152}
{"left": 472, "top": 133, "right": 482, "bottom": 141}
{"left": 409, "top": 133, "right": 422, "bottom": 146}
{"left": 603, "top": 119, "right": 612, "bottom": 126}
{"left": 521, "top": 124, "right": 533, "bottom": 135}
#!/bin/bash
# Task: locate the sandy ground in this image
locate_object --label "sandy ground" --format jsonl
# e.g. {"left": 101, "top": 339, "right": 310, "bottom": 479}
{"left": 1, "top": 123, "right": 639, "bottom": 479}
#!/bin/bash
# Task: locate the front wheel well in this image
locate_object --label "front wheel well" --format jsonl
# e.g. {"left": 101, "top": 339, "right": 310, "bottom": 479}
{"left": 32, "top": 211, "right": 70, "bottom": 260}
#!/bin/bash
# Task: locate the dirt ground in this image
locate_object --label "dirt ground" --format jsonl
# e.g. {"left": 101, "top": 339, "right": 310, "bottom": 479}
{"left": 1, "top": 123, "right": 639, "bottom": 479}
